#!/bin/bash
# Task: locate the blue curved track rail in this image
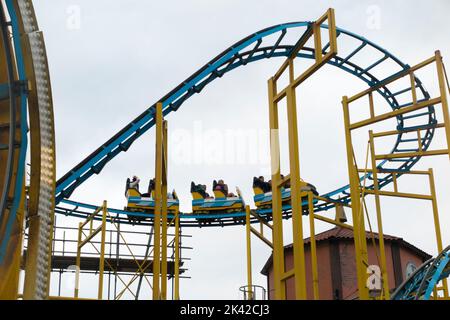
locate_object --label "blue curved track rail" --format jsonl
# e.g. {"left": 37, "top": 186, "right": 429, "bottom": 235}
{"left": 392, "top": 245, "right": 450, "bottom": 300}
{"left": 0, "top": 1, "right": 29, "bottom": 262}
{"left": 54, "top": 22, "right": 436, "bottom": 227}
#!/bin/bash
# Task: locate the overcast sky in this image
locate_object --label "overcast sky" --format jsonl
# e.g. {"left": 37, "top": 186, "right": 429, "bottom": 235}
{"left": 29, "top": 0, "right": 450, "bottom": 299}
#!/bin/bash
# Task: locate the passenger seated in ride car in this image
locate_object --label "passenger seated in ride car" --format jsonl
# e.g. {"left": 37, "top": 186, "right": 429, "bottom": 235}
{"left": 125, "top": 178, "right": 131, "bottom": 196}
{"left": 254, "top": 176, "right": 272, "bottom": 193}
{"left": 279, "top": 174, "right": 290, "bottom": 189}
{"left": 214, "top": 179, "right": 229, "bottom": 196}
{"left": 148, "top": 178, "right": 155, "bottom": 194}
{"left": 202, "top": 185, "right": 214, "bottom": 199}
{"left": 139, "top": 178, "right": 154, "bottom": 197}
{"left": 191, "top": 181, "right": 214, "bottom": 199}
{"left": 129, "top": 175, "right": 140, "bottom": 190}
{"left": 259, "top": 176, "right": 272, "bottom": 193}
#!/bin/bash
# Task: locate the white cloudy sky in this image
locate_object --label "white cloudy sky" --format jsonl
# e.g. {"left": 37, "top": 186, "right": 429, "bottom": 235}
{"left": 28, "top": 0, "right": 450, "bottom": 299}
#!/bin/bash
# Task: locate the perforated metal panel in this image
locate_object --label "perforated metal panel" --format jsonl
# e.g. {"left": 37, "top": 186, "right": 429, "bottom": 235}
{"left": 17, "top": 0, "right": 55, "bottom": 300}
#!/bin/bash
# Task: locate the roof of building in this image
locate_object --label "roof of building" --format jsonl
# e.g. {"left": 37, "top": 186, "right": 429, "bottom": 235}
{"left": 260, "top": 226, "right": 432, "bottom": 276}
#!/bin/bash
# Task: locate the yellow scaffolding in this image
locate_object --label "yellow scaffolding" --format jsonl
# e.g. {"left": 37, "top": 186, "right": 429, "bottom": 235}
{"left": 74, "top": 201, "right": 107, "bottom": 299}
{"left": 245, "top": 189, "right": 356, "bottom": 300}
{"left": 70, "top": 102, "right": 180, "bottom": 300}
{"left": 363, "top": 131, "right": 449, "bottom": 299}
{"left": 152, "top": 101, "right": 180, "bottom": 300}
{"left": 267, "top": 8, "right": 337, "bottom": 300}
{"left": 342, "top": 50, "right": 450, "bottom": 300}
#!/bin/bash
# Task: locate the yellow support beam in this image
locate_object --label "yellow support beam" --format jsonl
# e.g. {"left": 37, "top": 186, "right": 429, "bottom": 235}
{"left": 245, "top": 206, "right": 254, "bottom": 300}
{"left": 342, "top": 96, "right": 370, "bottom": 300}
{"left": 98, "top": 201, "right": 107, "bottom": 300}
{"left": 0, "top": 185, "right": 25, "bottom": 300}
{"left": 286, "top": 67, "right": 307, "bottom": 300}
{"left": 363, "top": 189, "right": 433, "bottom": 200}
{"left": 281, "top": 269, "right": 295, "bottom": 281}
{"left": 266, "top": 8, "right": 338, "bottom": 300}
{"left": 78, "top": 225, "right": 102, "bottom": 249}
{"left": 347, "top": 55, "right": 436, "bottom": 103}
{"left": 375, "top": 149, "right": 448, "bottom": 160}
{"left": 74, "top": 221, "right": 82, "bottom": 299}
{"left": 350, "top": 97, "right": 441, "bottom": 130}
{"left": 428, "top": 169, "right": 449, "bottom": 298}
{"left": 152, "top": 102, "right": 163, "bottom": 300}
{"left": 435, "top": 50, "right": 450, "bottom": 159}
{"left": 160, "top": 120, "right": 168, "bottom": 300}
{"left": 174, "top": 209, "right": 180, "bottom": 300}
{"left": 268, "top": 77, "right": 286, "bottom": 300}
{"left": 313, "top": 213, "right": 354, "bottom": 230}
{"left": 368, "top": 131, "right": 390, "bottom": 299}
{"left": 308, "top": 192, "right": 319, "bottom": 300}
{"left": 250, "top": 226, "right": 274, "bottom": 249}
{"left": 74, "top": 201, "right": 107, "bottom": 299}
{"left": 152, "top": 102, "right": 172, "bottom": 300}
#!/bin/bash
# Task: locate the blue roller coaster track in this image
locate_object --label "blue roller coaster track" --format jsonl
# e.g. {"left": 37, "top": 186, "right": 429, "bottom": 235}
{"left": 0, "top": 1, "right": 29, "bottom": 263}
{"left": 392, "top": 245, "right": 450, "bottom": 300}
{"left": 52, "top": 21, "right": 437, "bottom": 227}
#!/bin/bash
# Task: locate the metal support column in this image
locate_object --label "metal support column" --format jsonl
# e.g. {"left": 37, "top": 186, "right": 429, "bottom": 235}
{"left": 174, "top": 209, "right": 180, "bottom": 300}
{"left": 160, "top": 119, "right": 168, "bottom": 300}
{"left": 245, "top": 205, "right": 254, "bottom": 300}
{"left": 435, "top": 51, "right": 450, "bottom": 158}
{"left": 98, "top": 201, "right": 107, "bottom": 300}
{"left": 342, "top": 96, "right": 370, "bottom": 300}
{"left": 368, "top": 130, "right": 390, "bottom": 299}
{"left": 268, "top": 77, "right": 286, "bottom": 300}
{"left": 74, "top": 222, "right": 82, "bottom": 298}
{"left": 266, "top": 8, "right": 337, "bottom": 300}
{"left": 285, "top": 63, "right": 307, "bottom": 299}
{"left": 308, "top": 192, "right": 319, "bottom": 299}
{"left": 152, "top": 102, "right": 163, "bottom": 300}
{"left": 428, "top": 168, "right": 449, "bottom": 298}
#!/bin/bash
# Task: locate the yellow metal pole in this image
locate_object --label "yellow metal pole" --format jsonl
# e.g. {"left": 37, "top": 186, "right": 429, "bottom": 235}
{"left": 245, "top": 205, "right": 254, "bottom": 300}
{"left": 308, "top": 192, "right": 319, "bottom": 300}
{"left": 174, "top": 209, "right": 180, "bottom": 300}
{"left": 74, "top": 222, "right": 82, "bottom": 298}
{"left": 435, "top": 50, "right": 450, "bottom": 159}
{"left": 428, "top": 168, "right": 449, "bottom": 298}
{"left": 153, "top": 102, "right": 163, "bottom": 300}
{"left": 0, "top": 183, "right": 26, "bottom": 300}
{"left": 368, "top": 131, "right": 390, "bottom": 299}
{"left": 98, "top": 200, "right": 107, "bottom": 300}
{"left": 268, "top": 77, "right": 286, "bottom": 300}
{"left": 342, "top": 96, "right": 369, "bottom": 300}
{"left": 161, "top": 120, "right": 168, "bottom": 300}
{"left": 286, "top": 61, "right": 307, "bottom": 300}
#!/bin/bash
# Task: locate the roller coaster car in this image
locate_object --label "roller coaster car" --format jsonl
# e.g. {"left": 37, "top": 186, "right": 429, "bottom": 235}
{"left": 190, "top": 181, "right": 245, "bottom": 224}
{"left": 252, "top": 177, "right": 318, "bottom": 211}
{"left": 124, "top": 187, "right": 179, "bottom": 224}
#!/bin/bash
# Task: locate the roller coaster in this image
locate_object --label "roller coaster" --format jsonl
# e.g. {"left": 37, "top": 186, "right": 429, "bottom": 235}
{"left": 0, "top": 1, "right": 449, "bottom": 300}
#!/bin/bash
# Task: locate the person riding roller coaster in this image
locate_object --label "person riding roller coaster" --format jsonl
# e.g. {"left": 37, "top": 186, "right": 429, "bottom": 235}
{"left": 253, "top": 176, "right": 271, "bottom": 193}
{"left": 191, "top": 182, "right": 213, "bottom": 199}
{"left": 147, "top": 178, "right": 155, "bottom": 196}
{"left": 252, "top": 175, "right": 318, "bottom": 212}
{"left": 125, "top": 176, "right": 179, "bottom": 224}
{"left": 125, "top": 175, "right": 140, "bottom": 196}
{"left": 213, "top": 179, "right": 237, "bottom": 197}
{"left": 190, "top": 180, "right": 245, "bottom": 225}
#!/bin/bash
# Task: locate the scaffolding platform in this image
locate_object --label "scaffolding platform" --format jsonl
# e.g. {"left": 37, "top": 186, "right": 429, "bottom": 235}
{"left": 21, "top": 251, "right": 185, "bottom": 276}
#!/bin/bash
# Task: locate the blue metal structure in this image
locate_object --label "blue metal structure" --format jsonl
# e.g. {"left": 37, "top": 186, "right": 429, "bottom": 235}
{"left": 54, "top": 21, "right": 437, "bottom": 226}
{"left": 392, "top": 245, "right": 450, "bottom": 300}
{"left": 0, "top": 1, "right": 29, "bottom": 263}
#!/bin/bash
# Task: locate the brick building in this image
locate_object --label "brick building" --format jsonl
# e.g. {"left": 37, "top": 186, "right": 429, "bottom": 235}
{"left": 261, "top": 227, "right": 431, "bottom": 300}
